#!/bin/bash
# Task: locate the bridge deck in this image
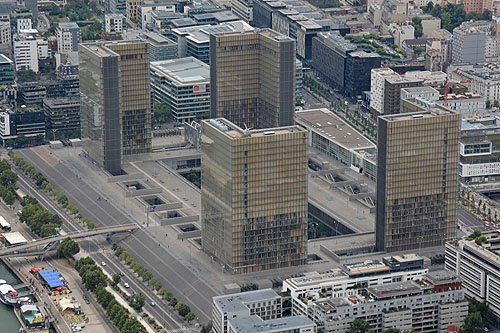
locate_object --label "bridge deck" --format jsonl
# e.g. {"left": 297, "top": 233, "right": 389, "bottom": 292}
{"left": 0, "top": 224, "right": 138, "bottom": 256}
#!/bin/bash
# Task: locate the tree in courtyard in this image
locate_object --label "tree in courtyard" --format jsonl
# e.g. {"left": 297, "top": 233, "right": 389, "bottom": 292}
{"left": 348, "top": 318, "right": 374, "bottom": 333}
{"left": 410, "top": 16, "right": 423, "bottom": 38}
{"left": 462, "top": 312, "right": 484, "bottom": 333}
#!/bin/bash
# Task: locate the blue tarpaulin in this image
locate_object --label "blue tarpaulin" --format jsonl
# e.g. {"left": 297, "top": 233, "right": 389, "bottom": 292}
{"left": 38, "top": 269, "right": 64, "bottom": 288}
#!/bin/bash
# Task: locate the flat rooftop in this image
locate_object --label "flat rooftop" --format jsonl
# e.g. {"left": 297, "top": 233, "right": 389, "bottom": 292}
{"left": 425, "top": 270, "right": 462, "bottom": 285}
{"left": 228, "top": 315, "right": 314, "bottom": 332}
{"left": 213, "top": 289, "right": 280, "bottom": 313}
{"left": 367, "top": 281, "right": 422, "bottom": 299}
{"left": 175, "top": 21, "right": 253, "bottom": 43}
{"left": 381, "top": 109, "right": 456, "bottom": 122}
{"left": 295, "top": 109, "right": 375, "bottom": 151}
{"left": 151, "top": 57, "right": 209, "bottom": 84}
{"left": 343, "top": 260, "right": 389, "bottom": 276}
{"left": 204, "top": 118, "right": 304, "bottom": 139}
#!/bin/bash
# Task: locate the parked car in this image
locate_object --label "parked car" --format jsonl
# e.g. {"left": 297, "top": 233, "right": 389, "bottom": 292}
{"left": 124, "top": 282, "right": 130, "bottom": 288}
{"left": 101, "top": 261, "right": 106, "bottom": 267}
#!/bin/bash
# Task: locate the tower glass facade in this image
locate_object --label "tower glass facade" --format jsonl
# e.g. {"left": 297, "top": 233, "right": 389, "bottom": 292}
{"left": 79, "top": 44, "right": 122, "bottom": 175}
{"left": 376, "top": 107, "right": 460, "bottom": 252}
{"left": 106, "top": 41, "right": 152, "bottom": 156}
{"left": 79, "top": 41, "right": 151, "bottom": 175}
{"left": 210, "top": 29, "right": 295, "bottom": 129}
{"left": 201, "top": 119, "right": 308, "bottom": 274}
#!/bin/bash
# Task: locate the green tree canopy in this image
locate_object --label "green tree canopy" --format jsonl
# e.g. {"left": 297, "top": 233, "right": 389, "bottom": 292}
{"left": 111, "top": 273, "right": 121, "bottom": 286}
{"left": 174, "top": 302, "right": 191, "bottom": 317}
{"left": 129, "top": 293, "right": 145, "bottom": 312}
{"left": 153, "top": 101, "right": 171, "bottom": 124}
{"left": 463, "top": 312, "right": 484, "bottom": 333}
{"left": 410, "top": 16, "right": 423, "bottom": 38}
{"left": 57, "top": 237, "right": 80, "bottom": 258}
{"left": 348, "top": 318, "right": 374, "bottom": 333}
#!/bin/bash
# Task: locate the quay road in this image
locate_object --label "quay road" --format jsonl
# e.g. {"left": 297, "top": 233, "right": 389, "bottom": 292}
{"left": 13, "top": 157, "right": 192, "bottom": 331}
{"left": 15, "top": 147, "right": 216, "bottom": 324}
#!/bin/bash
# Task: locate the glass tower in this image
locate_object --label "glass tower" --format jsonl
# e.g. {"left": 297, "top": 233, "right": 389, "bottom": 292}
{"left": 210, "top": 29, "right": 296, "bottom": 129}
{"left": 79, "top": 41, "right": 151, "bottom": 175}
{"left": 201, "top": 118, "right": 308, "bottom": 274}
{"left": 376, "top": 106, "right": 460, "bottom": 252}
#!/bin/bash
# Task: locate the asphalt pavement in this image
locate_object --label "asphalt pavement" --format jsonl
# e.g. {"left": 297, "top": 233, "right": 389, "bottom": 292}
{"left": 457, "top": 205, "right": 491, "bottom": 233}
{"left": 16, "top": 148, "right": 216, "bottom": 324}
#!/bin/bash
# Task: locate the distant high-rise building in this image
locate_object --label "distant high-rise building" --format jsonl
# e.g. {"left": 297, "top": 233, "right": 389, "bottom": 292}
{"left": 109, "top": 0, "right": 127, "bottom": 15}
{"left": 105, "top": 13, "right": 126, "bottom": 34}
{"left": 370, "top": 68, "right": 423, "bottom": 116}
{"left": 210, "top": 29, "right": 295, "bottom": 129}
{"left": 126, "top": 0, "right": 145, "bottom": 26}
{"left": 376, "top": 106, "right": 460, "bottom": 252}
{"left": 79, "top": 41, "right": 151, "bottom": 175}
{"left": 0, "top": 54, "right": 14, "bottom": 85}
{"left": 56, "top": 22, "right": 81, "bottom": 54}
{"left": 451, "top": 26, "right": 486, "bottom": 65}
{"left": 105, "top": 41, "right": 151, "bottom": 156}
{"left": 463, "top": 0, "right": 492, "bottom": 13}
{"left": 201, "top": 118, "right": 308, "bottom": 274}
{"left": 79, "top": 43, "right": 122, "bottom": 175}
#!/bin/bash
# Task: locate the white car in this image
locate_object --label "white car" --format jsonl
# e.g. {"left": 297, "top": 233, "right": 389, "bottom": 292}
{"left": 101, "top": 261, "right": 106, "bottom": 267}
{"left": 124, "top": 283, "right": 130, "bottom": 288}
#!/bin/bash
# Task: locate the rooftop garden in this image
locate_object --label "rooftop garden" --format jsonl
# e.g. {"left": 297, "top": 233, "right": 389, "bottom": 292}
{"left": 344, "top": 34, "right": 407, "bottom": 59}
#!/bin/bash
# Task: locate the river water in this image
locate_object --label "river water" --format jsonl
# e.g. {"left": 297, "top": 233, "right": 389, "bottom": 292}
{"left": 0, "top": 260, "right": 21, "bottom": 332}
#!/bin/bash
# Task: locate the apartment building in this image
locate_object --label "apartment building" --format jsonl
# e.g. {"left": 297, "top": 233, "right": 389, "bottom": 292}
{"left": 445, "top": 232, "right": 500, "bottom": 317}
{"left": 308, "top": 271, "right": 468, "bottom": 332}
{"left": 295, "top": 109, "right": 377, "bottom": 180}
{"left": 56, "top": 22, "right": 80, "bottom": 54}
{"left": 213, "top": 289, "right": 283, "bottom": 333}
{"left": 105, "top": 14, "right": 126, "bottom": 34}
{"left": 283, "top": 254, "right": 428, "bottom": 316}
{"left": 452, "top": 26, "right": 486, "bottom": 65}
{"left": 171, "top": 20, "right": 254, "bottom": 64}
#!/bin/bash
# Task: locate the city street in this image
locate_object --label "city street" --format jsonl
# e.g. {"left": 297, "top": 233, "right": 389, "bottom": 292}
{"left": 15, "top": 147, "right": 216, "bottom": 324}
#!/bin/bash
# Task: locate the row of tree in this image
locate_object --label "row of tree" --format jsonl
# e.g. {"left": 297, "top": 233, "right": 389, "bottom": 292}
{"left": 19, "top": 195, "right": 63, "bottom": 237}
{"left": 112, "top": 244, "right": 197, "bottom": 322}
{"left": 75, "top": 257, "right": 147, "bottom": 333}
{"left": 0, "top": 159, "right": 18, "bottom": 205}
{"left": 9, "top": 151, "right": 96, "bottom": 230}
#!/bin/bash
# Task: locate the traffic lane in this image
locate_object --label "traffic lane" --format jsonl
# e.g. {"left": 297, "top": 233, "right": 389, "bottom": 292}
{"left": 18, "top": 148, "right": 215, "bottom": 322}
{"left": 92, "top": 252, "right": 183, "bottom": 330}
{"left": 121, "top": 231, "right": 214, "bottom": 322}
{"left": 17, "top": 149, "right": 125, "bottom": 227}
{"left": 457, "top": 206, "right": 490, "bottom": 231}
